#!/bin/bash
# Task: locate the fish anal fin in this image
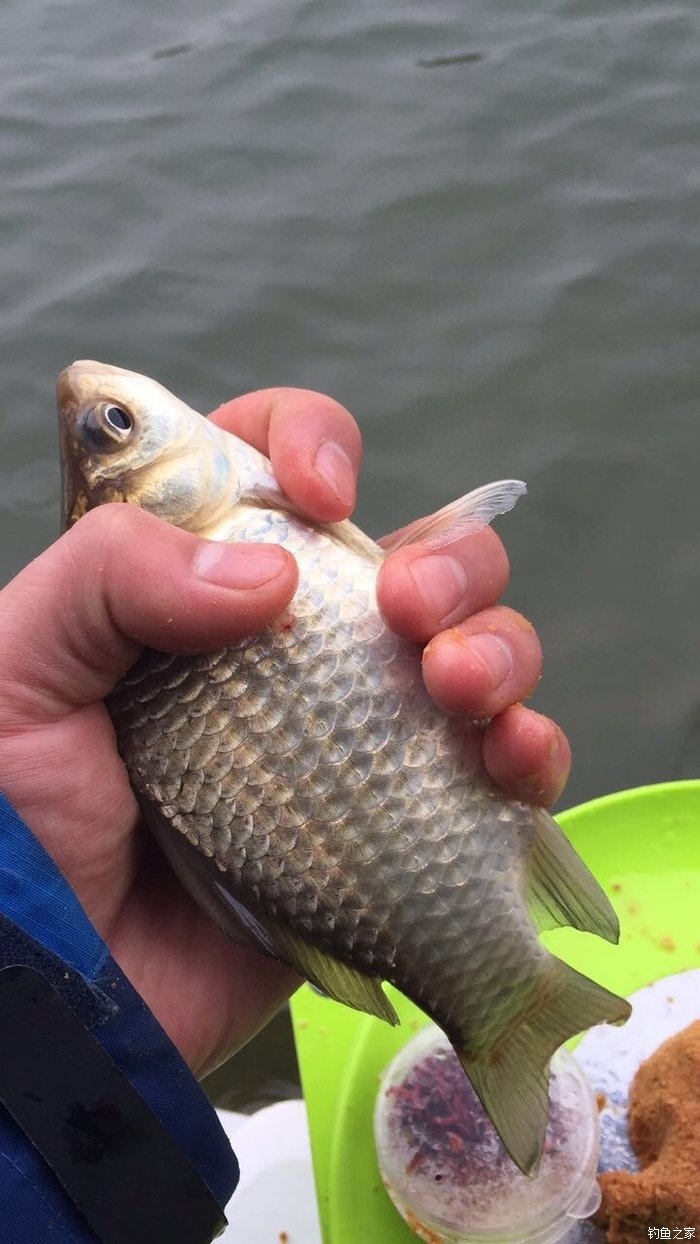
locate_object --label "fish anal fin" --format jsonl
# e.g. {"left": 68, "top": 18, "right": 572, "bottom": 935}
{"left": 526, "top": 806, "right": 620, "bottom": 943}
{"left": 457, "top": 958, "right": 631, "bottom": 1176}
{"left": 383, "top": 480, "right": 527, "bottom": 552}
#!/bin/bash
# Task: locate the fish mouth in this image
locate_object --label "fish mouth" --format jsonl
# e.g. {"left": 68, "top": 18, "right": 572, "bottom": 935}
{"left": 56, "top": 360, "right": 115, "bottom": 530}
{"left": 59, "top": 462, "right": 88, "bottom": 531}
{"left": 58, "top": 428, "right": 89, "bottom": 532}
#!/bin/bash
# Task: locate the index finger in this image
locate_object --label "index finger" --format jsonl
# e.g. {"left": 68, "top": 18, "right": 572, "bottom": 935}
{"left": 209, "top": 387, "right": 362, "bottom": 523}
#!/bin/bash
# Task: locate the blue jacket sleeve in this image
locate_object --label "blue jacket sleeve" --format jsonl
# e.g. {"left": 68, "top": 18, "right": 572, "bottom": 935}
{"left": 0, "top": 792, "right": 238, "bottom": 1244}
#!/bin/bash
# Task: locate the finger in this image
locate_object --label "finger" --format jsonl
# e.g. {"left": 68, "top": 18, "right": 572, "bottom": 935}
{"left": 0, "top": 504, "right": 298, "bottom": 722}
{"left": 421, "top": 606, "right": 542, "bottom": 719}
{"left": 209, "top": 388, "right": 362, "bottom": 522}
{"left": 376, "top": 528, "right": 510, "bottom": 644}
{"left": 483, "top": 705, "right": 572, "bottom": 806}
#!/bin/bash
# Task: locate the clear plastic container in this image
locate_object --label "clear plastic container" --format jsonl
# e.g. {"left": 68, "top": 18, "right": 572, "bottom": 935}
{"left": 374, "top": 1026, "right": 601, "bottom": 1244}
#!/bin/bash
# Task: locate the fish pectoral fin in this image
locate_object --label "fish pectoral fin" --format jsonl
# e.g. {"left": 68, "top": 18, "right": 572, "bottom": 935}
{"left": 382, "top": 480, "right": 527, "bottom": 552}
{"left": 526, "top": 806, "right": 620, "bottom": 943}
{"left": 144, "top": 804, "right": 273, "bottom": 953}
{"left": 459, "top": 958, "right": 631, "bottom": 1176}
{"left": 268, "top": 923, "right": 399, "bottom": 1026}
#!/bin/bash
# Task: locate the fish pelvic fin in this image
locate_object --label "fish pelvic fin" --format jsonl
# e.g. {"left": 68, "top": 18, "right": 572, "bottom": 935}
{"left": 526, "top": 805, "right": 620, "bottom": 943}
{"left": 209, "top": 869, "right": 400, "bottom": 1025}
{"left": 211, "top": 885, "right": 400, "bottom": 1027}
{"left": 146, "top": 807, "right": 399, "bottom": 1026}
{"left": 457, "top": 958, "right": 631, "bottom": 1177}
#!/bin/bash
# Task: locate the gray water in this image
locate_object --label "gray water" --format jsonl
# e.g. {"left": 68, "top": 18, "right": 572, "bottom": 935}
{"left": 1, "top": 0, "right": 699, "bottom": 1104}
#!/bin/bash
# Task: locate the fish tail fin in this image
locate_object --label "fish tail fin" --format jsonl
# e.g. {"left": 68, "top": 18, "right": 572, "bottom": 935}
{"left": 456, "top": 958, "right": 631, "bottom": 1176}
{"left": 526, "top": 805, "right": 620, "bottom": 943}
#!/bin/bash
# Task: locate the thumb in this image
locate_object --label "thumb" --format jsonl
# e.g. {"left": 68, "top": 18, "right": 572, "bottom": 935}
{"left": 0, "top": 504, "right": 298, "bottom": 724}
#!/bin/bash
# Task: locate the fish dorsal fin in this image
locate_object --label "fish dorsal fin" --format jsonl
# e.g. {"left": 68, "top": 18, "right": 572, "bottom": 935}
{"left": 246, "top": 487, "right": 385, "bottom": 565}
{"left": 322, "top": 519, "right": 385, "bottom": 564}
{"left": 248, "top": 481, "right": 526, "bottom": 561}
{"left": 383, "top": 480, "right": 527, "bottom": 552}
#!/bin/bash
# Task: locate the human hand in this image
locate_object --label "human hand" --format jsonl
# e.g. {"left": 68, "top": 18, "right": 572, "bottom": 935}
{"left": 0, "top": 386, "right": 569, "bottom": 1077}
{"left": 376, "top": 525, "right": 570, "bottom": 809}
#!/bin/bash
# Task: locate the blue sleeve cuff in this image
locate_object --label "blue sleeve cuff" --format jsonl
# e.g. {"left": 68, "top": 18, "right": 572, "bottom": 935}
{"left": 0, "top": 792, "right": 238, "bottom": 1243}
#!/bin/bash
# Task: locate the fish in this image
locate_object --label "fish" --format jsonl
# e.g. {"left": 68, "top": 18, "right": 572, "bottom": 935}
{"left": 57, "top": 360, "right": 631, "bottom": 1175}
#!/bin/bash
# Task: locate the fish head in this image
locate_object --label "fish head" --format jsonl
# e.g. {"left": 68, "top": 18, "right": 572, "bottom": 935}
{"left": 57, "top": 360, "right": 269, "bottom": 535}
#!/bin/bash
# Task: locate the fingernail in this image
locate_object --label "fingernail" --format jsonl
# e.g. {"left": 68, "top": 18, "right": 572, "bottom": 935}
{"left": 314, "top": 440, "right": 356, "bottom": 508}
{"left": 194, "top": 542, "right": 288, "bottom": 588}
{"left": 409, "top": 554, "right": 469, "bottom": 624}
{"left": 467, "top": 634, "right": 514, "bottom": 689}
{"left": 548, "top": 727, "right": 571, "bottom": 782}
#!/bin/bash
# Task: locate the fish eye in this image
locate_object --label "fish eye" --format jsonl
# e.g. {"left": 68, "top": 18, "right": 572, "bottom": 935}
{"left": 105, "top": 405, "right": 132, "bottom": 432}
{"left": 83, "top": 403, "right": 135, "bottom": 452}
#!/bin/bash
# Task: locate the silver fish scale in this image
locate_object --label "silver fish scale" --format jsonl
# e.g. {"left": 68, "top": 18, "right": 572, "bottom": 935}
{"left": 108, "top": 506, "right": 547, "bottom": 1041}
